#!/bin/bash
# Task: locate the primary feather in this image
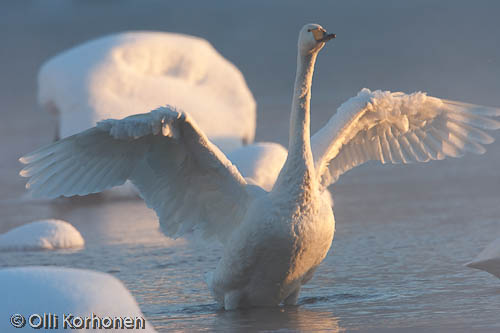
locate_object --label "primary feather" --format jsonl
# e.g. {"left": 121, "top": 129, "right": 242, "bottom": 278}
{"left": 312, "top": 88, "right": 500, "bottom": 189}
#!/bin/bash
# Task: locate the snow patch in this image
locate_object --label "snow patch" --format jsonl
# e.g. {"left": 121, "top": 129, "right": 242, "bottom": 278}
{"left": 228, "top": 142, "right": 287, "bottom": 191}
{"left": 0, "top": 219, "right": 84, "bottom": 251}
{"left": 38, "top": 31, "right": 256, "bottom": 153}
{"left": 0, "top": 266, "right": 156, "bottom": 332}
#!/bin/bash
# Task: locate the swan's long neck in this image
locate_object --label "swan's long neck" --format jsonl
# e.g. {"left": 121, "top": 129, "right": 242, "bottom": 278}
{"left": 274, "top": 50, "right": 318, "bottom": 194}
{"left": 289, "top": 51, "right": 316, "bottom": 160}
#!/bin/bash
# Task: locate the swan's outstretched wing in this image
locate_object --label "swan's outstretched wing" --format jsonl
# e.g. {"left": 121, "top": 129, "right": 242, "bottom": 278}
{"left": 312, "top": 88, "right": 500, "bottom": 189}
{"left": 20, "top": 107, "right": 250, "bottom": 242}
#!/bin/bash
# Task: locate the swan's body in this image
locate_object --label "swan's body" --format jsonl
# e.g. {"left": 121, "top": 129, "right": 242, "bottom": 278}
{"left": 20, "top": 24, "right": 500, "bottom": 309}
{"left": 209, "top": 181, "right": 334, "bottom": 308}
{"left": 38, "top": 31, "right": 256, "bottom": 152}
{"left": 466, "top": 236, "right": 500, "bottom": 278}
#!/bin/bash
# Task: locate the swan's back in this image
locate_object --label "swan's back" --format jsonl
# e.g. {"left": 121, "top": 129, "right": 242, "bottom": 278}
{"left": 38, "top": 32, "right": 256, "bottom": 152}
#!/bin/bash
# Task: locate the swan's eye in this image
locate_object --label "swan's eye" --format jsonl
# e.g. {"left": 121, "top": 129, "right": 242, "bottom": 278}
{"left": 311, "top": 28, "right": 325, "bottom": 41}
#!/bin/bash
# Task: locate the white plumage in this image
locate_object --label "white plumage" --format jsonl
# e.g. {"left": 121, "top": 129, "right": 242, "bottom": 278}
{"left": 312, "top": 88, "right": 500, "bottom": 188}
{"left": 20, "top": 24, "right": 500, "bottom": 309}
{"left": 38, "top": 31, "right": 256, "bottom": 152}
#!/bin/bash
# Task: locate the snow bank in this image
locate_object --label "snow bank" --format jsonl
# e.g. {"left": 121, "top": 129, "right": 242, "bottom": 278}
{"left": 0, "top": 219, "right": 84, "bottom": 251}
{"left": 466, "top": 236, "right": 500, "bottom": 278}
{"left": 38, "top": 31, "right": 256, "bottom": 153}
{"left": 228, "top": 142, "right": 288, "bottom": 191}
{"left": 228, "top": 142, "right": 333, "bottom": 205}
{"left": 0, "top": 266, "right": 156, "bottom": 332}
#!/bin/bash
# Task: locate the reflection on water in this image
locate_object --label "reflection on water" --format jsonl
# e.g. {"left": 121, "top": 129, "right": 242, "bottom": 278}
{"left": 211, "top": 307, "right": 342, "bottom": 333}
{"left": 149, "top": 302, "right": 343, "bottom": 332}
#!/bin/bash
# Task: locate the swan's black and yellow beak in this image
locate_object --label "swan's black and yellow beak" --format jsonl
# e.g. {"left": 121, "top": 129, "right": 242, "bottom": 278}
{"left": 311, "top": 28, "right": 336, "bottom": 43}
{"left": 320, "top": 33, "right": 336, "bottom": 42}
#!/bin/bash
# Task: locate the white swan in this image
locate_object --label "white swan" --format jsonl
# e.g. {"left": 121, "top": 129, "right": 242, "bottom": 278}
{"left": 38, "top": 31, "right": 256, "bottom": 152}
{"left": 466, "top": 236, "right": 500, "bottom": 278}
{"left": 20, "top": 23, "right": 500, "bottom": 309}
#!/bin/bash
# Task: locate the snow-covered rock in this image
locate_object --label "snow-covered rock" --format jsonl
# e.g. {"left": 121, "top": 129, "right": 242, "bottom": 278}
{"left": 0, "top": 266, "right": 156, "bottom": 332}
{"left": 0, "top": 219, "right": 84, "bottom": 251}
{"left": 38, "top": 31, "right": 256, "bottom": 153}
{"left": 466, "top": 236, "right": 500, "bottom": 278}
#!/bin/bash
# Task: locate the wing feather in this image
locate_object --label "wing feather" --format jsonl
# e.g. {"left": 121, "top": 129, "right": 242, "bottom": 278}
{"left": 20, "top": 106, "right": 251, "bottom": 243}
{"left": 380, "top": 130, "right": 394, "bottom": 163}
{"left": 388, "top": 133, "right": 406, "bottom": 163}
{"left": 312, "top": 88, "right": 500, "bottom": 189}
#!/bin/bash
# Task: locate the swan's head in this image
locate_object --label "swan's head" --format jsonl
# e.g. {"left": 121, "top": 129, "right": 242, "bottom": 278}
{"left": 298, "top": 23, "right": 335, "bottom": 54}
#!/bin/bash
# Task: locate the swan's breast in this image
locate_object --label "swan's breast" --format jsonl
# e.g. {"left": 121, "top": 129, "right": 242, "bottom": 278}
{"left": 241, "top": 192, "right": 334, "bottom": 279}
{"left": 210, "top": 193, "right": 335, "bottom": 306}
{"left": 285, "top": 196, "right": 335, "bottom": 280}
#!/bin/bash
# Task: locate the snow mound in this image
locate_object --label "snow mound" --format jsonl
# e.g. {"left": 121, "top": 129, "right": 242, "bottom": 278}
{"left": 466, "top": 236, "right": 500, "bottom": 278}
{"left": 0, "top": 266, "right": 156, "bottom": 332}
{"left": 38, "top": 31, "right": 256, "bottom": 153}
{"left": 228, "top": 142, "right": 333, "bottom": 206}
{"left": 0, "top": 219, "right": 84, "bottom": 251}
{"left": 228, "top": 142, "right": 288, "bottom": 191}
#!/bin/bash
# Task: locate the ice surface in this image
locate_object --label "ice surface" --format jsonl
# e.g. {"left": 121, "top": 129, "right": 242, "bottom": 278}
{"left": 0, "top": 219, "right": 84, "bottom": 251}
{"left": 0, "top": 266, "right": 156, "bottom": 332}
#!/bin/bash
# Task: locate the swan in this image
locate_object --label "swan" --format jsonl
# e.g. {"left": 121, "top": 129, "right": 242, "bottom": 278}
{"left": 466, "top": 236, "right": 500, "bottom": 278}
{"left": 38, "top": 31, "right": 256, "bottom": 152}
{"left": 20, "top": 23, "right": 500, "bottom": 309}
